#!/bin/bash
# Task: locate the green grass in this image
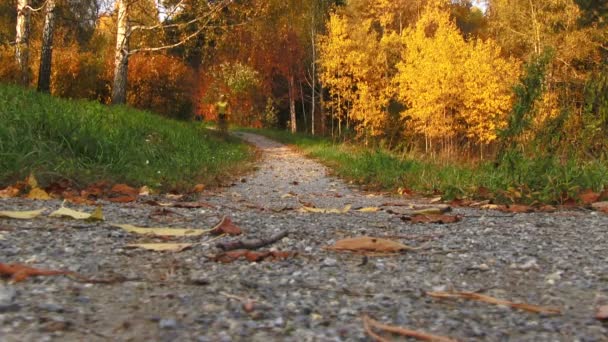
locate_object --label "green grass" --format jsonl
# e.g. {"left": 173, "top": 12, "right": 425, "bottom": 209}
{"left": 245, "top": 128, "right": 608, "bottom": 204}
{"left": 0, "top": 84, "right": 253, "bottom": 190}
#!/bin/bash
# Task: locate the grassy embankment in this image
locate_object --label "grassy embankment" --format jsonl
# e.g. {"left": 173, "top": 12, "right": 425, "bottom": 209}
{"left": 0, "top": 84, "right": 252, "bottom": 190}
{"left": 247, "top": 128, "right": 608, "bottom": 204}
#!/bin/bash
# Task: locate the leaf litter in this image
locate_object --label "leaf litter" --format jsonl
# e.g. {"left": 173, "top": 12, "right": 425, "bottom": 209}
{"left": 325, "top": 236, "right": 429, "bottom": 255}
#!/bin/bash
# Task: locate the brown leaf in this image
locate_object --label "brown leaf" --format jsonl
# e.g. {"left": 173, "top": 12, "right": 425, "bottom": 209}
{"left": 107, "top": 195, "right": 137, "bottom": 203}
{"left": 192, "top": 184, "right": 206, "bottom": 193}
{"left": 0, "top": 186, "right": 20, "bottom": 198}
{"left": 110, "top": 184, "right": 139, "bottom": 196}
{"left": 63, "top": 191, "right": 96, "bottom": 205}
{"left": 427, "top": 291, "right": 561, "bottom": 315}
{"left": 409, "top": 214, "right": 461, "bottom": 224}
{"left": 362, "top": 315, "right": 458, "bottom": 342}
{"left": 81, "top": 181, "right": 109, "bottom": 198}
{"left": 498, "top": 204, "right": 534, "bottom": 213}
{"left": 537, "top": 204, "right": 557, "bottom": 213}
{"left": 591, "top": 201, "right": 608, "bottom": 213}
{"left": 579, "top": 189, "right": 600, "bottom": 205}
{"left": 596, "top": 305, "right": 608, "bottom": 320}
{"left": 326, "top": 236, "right": 422, "bottom": 254}
{"left": 44, "top": 179, "right": 72, "bottom": 196}
{"left": 210, "top": 216, "right": 243, "bottom": 235}
{"left": 0, "top": 263, "right": 70, "bottom": 283}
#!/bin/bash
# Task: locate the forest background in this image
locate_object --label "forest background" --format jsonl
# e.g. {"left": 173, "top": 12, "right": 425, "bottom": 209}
{"left": 1, "top": 0, "right": 608, "bottom": 202}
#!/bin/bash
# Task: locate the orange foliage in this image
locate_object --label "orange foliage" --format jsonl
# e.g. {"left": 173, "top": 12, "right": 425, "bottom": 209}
{"left": 51, "top": 44, "right": 109, "bottom": 101}
{"left": 127, "top": 54, "right": 195, "bottom": 120}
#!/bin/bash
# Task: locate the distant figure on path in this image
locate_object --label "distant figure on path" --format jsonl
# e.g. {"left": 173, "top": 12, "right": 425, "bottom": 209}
{"left": 216, "top": 94, "right": 229, "bottom": 134}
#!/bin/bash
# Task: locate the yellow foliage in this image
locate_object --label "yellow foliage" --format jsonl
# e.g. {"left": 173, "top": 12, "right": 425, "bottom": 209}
{"left": 396, "top": 5, "right": 520, "bottom": 146}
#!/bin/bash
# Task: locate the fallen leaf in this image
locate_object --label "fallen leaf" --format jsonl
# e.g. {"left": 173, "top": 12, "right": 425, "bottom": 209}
{"left": 427, "top": 291, "right": 561, "bottom": 315}
{"left": 301, "top": 204, "right": 351, "bottom": 214}
{"left": 537, "top": 204, "right": 557, "bottom": 213}
{"left": 325, "top": 236, "right": 424, "bottom": 254}
{"left": 578, "top": 189, "right": 600, "bottom": 205}
{"left": 429, "top": 196, "right": 443, "bottom": 204}
{"left": 210, "top": 216, "right": 243, "bottom": 235}
{"left": 112, "top": 224, "right": 209, "bottom": 237}
{"left": 362, "top": 315, "right": 457, "bottom": 342}
{"left": 214, "top": 249, "right": 293, "bottom": 263}
{"left": 408, "top": 214, "right": 461, "bottom": 224}
{"left": 192, "top": 184, "right": 205, "bottom": 193}
{"left": 25, "top": 173, "right": 39, "bottom": 188}
{"left": 498, "top": 204, "right": 534, "bottom": 213}
{"left": 596, "top": 305, "right": 608, "bottom": 320}
{"left": 356, "top": 207, "right": 381, "bottom": 213}
{"left": 107, "top": 195, "right": 137, "bottom": 203}
{"left": 165, "top": 194, "right": 184, "bottom": 200}
{"left": 49, "top": 206, "right": 104, "bottom": 221}
{"left": 0, "top": 208, "right": 46, "bottom": 219}
{"left": 0, "top": 186, "right": 20, "bottom": 198}
{"left": 0, "top": 262, "right": 70, "bottom": 283}
{"left": 126, "top": 243, "right": 192, "bottom": 252}
{"left": 110, "top": 184, "right": 139, "bottom": 196}
{"left": 26, "top": 187, "right": 52, "bottom": 200}
{"left": 139, "top": 186, "right": 151, "bottom": 196}
{"left": 591, "top": 201, "right": 608, "bottom": 213}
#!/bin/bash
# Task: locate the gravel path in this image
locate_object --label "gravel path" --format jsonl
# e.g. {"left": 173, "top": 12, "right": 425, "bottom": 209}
{"left": 0, "top": 132, "right": 607, "bottom": 341}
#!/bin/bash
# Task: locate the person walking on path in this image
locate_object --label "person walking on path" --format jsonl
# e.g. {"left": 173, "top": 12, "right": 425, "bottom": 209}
{"left": 216, "top": 94, "right": 229, "bottom": 134}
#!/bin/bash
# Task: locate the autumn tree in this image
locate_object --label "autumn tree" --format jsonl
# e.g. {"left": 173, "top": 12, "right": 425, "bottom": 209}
{"left": 396, "top": 5, "right": 519, "bottom": 155}
{"left": 110, "top": 0, "right": 230, "bottom": 105}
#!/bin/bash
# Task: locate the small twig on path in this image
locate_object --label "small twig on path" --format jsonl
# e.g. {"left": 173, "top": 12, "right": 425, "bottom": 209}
{"left": 216, "top": 231, "right": 289, "bottom": 251}
{"left": 362, "top": 315, "right": 459, "bottom": 342}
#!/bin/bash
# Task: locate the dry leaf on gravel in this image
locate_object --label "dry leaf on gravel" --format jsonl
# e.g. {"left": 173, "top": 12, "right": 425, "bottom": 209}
{"left": 0, "top": 208, "right": 46, "bottom": 220}
{"left": 0, "top": 186, "right": 20, "bottom": 198}
{"left": 0, "top": 262, "right": 71, "bottom": 283}
{"left": 49, "top": 206, "right": 104, "bottom": 221}
{"left": 213, "top": 249, "right": 293, "bottom": 263}
{"left": 192, "top": 184, "right": 205, "bottom": 193}
{"left": 26, "top": 187, "right": 52, "bottom": 200}
{"left": 362, "top": 315, "right": 458, "bottom": 342}
{"left": 210, "top": 216, "right": 243, "bottom": 235}
{"left": 408, "top": 214, "right": 462, "bottom": 224}
{"left": 596, "top": 305, "right": 608, "bottom": 320}
{"left": 300, "top": 204, "right": 351, "bottom": 214}
{"left": 591, "top": 201, "right": 608, "bottom": 213}
{"left": 126, "top": 243, "right": 192, "bottom": 252}
{"left": 427, "top": 291, "right": 561, "bottom": 315}
{"left": 356, "top": 207, "right": 381, "bottom": 213}
{"left": 113, "top": 224, "right": 209, "bottom": 237}
{"left": 138, "top": 186, "right": 151, "bottom": 196}
{"left": 498, "top": 204, "right": 534, "bottom": 213}
{"left": 325, "top": 236, "right": 424, "bottom": 254}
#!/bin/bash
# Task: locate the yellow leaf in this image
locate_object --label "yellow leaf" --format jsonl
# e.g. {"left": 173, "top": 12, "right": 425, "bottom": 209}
{"left": 0, "top": 208, "right": 46, "bottom": 219}
{"left": 26, "top": 188, "right": 52, "bottom": 200}
{"left": 301, "top": 204, "right": 351, "bottom": 214}
{"left": 112, "top": 224, "right": 209, "bottom": 237}
{"left": 26, "top": 173, "right": 38, "bottom": 188}
{"left": 126, "top": 243, "right": 192, "bottom": 252}
{"left": 49, "top": 206, "right": 104, "bottom": 221}
{"left": 357, "top": 207, "right": 380, "bottom": 213}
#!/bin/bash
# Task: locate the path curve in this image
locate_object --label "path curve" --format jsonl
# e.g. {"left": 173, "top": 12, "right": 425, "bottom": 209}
{"left": 0, "top": 133, "right": 606, "bottom": 341}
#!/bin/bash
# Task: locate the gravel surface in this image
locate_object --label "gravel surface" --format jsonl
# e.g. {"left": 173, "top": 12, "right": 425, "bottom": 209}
{"left": 0, "top": 132, "right": 607, "bottom": 341}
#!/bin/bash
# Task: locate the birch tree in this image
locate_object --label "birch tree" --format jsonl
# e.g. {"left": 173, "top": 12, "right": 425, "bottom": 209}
{"left": 15, "top": 0, "right": 31, "bottom": 85}
{"left": 111, "top": 0, "right": 231, "bottom": 105}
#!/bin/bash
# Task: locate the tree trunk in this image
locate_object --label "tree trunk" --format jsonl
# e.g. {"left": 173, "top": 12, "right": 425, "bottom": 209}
{"left": 289, "top": 74, "right": 297, "bottom": 133}
{"left": 37, "top": 0, "right": 56, "bottom": 93}
{"left": 310, "top": 8, "right": 316, "bottom": 135}
{"left": 15, "top": 0, "right": 31, "bottom": 86}
{"left": 111, "top": 0, "right": 130, "bottom": 105}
